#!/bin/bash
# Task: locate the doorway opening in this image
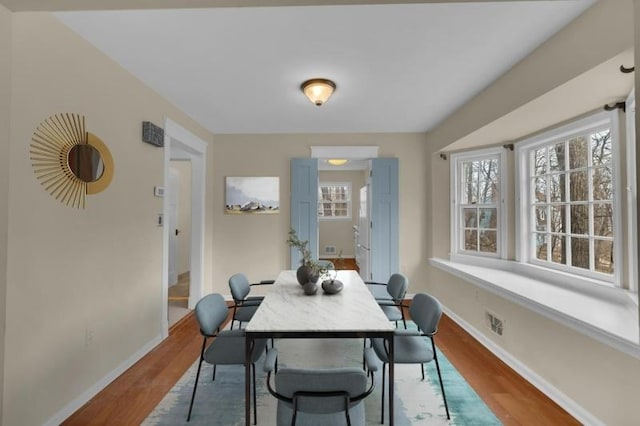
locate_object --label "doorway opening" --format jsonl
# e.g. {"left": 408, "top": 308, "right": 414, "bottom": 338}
{"left": 167, "top": 161, "right": 192, "bottom": 327}
{"left": 162, "top": 118, "right": 207, "bottom": 339}
{"left": 311, "top": 146, "right": 378, "bottom": 280}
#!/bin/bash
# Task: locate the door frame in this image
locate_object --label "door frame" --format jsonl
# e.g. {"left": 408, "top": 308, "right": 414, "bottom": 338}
{"left": 162, "top": 118, "right": 207, "bottom": 339}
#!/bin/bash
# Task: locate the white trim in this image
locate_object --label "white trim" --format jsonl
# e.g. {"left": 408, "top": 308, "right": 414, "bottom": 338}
{"left": 441, "top": 307, "right": 605, "bottom": 426}
{"left": 163, "top": 118, "right": 207, "bottom": 339}
{"left": 626, "top": 90, "right": 637, "bottom": 292}
{"left": 514, "top": 109, "right": 619, "bottom": 284}
{"left": 431, "top": 257, "right": 640, "bottom": 358}
{"left": 310, "top": 145, "right": 379, "bottom": 159}
{"left": 44, "top": 334, "right": 163, "bottom": 426}
{"left": 450, "top": 147, "right": 506, "bottom": 259}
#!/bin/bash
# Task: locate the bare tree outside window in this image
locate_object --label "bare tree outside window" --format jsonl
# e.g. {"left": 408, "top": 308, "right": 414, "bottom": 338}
{"left": 460, "top": 157, "right": 499, "bottom": 254}
{"left": 528, "top": 128, "right": 613, "bottom": 275}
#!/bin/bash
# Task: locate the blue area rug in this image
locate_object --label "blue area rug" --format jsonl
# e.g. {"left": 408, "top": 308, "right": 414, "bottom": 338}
{"left": 144, "top": 322, "right": 501, "bottom": 425}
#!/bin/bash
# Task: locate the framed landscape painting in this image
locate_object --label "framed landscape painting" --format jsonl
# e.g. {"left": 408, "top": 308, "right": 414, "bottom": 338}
{"left": 225, "top": 177, "right": 280, "bottom": 214}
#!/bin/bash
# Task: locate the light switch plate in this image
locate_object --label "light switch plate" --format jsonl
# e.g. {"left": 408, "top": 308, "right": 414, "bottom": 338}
{"left": 154, "top": 186, "right": 165, "bottom": 197}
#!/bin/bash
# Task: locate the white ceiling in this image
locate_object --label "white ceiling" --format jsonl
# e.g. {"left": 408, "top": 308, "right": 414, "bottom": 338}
{"left": 53, "top": 1, "right": 596, "bottom": 135}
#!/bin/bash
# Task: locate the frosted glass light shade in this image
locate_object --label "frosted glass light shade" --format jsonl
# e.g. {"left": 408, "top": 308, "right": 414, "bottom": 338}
{"left": 301, "top": 79, "right": 336, "bottom": 106}
{"left": 327, "top": 159, "right": 348, "bottom": 166}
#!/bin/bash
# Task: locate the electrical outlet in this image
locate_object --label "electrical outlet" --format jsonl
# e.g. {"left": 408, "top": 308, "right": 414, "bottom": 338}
{"left": 485, "top": 311, "right": 505, "bottom": 336}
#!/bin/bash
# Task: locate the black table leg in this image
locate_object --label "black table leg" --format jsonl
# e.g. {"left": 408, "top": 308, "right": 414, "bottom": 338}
{"left": 245, "top": 334, "right": 252, "bottom": 426}
{"left": 388, "top": 333, "right": 394, "bottom": 426}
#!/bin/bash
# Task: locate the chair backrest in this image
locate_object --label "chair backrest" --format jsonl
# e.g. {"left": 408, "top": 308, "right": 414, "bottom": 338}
{"left": 386, "top": 273, "right": 408, "bottom": 302}
{"left": 274, "top": 367, "right": 368, "bottom": 415}
{"left": 318, "top": 260, "right": 335, "bottom": 270}
{"left": 194, "top": 293, "right": 229, "bottom": 336}
{"left": 229, "top": 273, "right": 251, "bottom": 301}
{"left": 409, "top": 293, "right": 443, "bottom": 335}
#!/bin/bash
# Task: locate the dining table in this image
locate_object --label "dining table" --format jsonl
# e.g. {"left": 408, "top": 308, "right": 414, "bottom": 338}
{"left": 244, "top": 269, "right": 396, "bottom": 425}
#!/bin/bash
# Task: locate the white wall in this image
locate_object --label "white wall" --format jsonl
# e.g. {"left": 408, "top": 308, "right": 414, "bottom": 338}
{"left": 4, "top": 13, "right": 213, "bottom": 425}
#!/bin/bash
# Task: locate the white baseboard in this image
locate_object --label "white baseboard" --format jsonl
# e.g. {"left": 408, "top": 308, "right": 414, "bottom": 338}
{"left": 44, "top": 334, "right": 164, "bottom": 426}
{"left": 442, "top": 306, "right": 604, "bottom": 426}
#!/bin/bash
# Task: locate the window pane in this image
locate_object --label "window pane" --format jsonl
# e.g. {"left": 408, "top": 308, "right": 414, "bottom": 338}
{"left": 455, "top": 153, "right": 501, "bottom": 257}
{"left": 479, "top": 230, "right": 497, "bottom": 253}
{"left": 461, "top": 162, "right": 478, "bottom": 204}
{"left": 570, "top": 204, "right": 589, "bottom": 235}
{"left": 549, "top": 143, "right": 565, "bottom": 172}
{"left": 568, "top": 136, "right": 588, "bottom": 169}
{"left": 550, "top": 235, "right": 566, "bottom": 265}
{"left": 594, "top": 239, "right": 614, "bottom": 274}
{"left": 550, "top": 174, "right": 565, "bottom": 202}
{"left": 535, "top": 233, "right": 548, "bottom": 261}
{"left": 463, "top": 208, "right": 477, "bottom": 227}
{"left": 571, "top": 237, "right": 590, "bottom": 269}
{"left": 522, "top": 117, "right": 614, "bottom": 278}
{"left": 334, "top": 203, "right": 348, "bottom": 216}
{"left": 591, "top": 130, "right": 612, "bottom": 167}
{"left": 479, "top": 208, "right": 497, "bottom": 228}
{"left": 334, "top": 187, "right": 348, "bottom": 201}
{"left": 550, "top": 205, "right": 565, "bottom": 233}
{"left": 478, "top": 159, "right": 499, "bottom": 203}
{"left": 535, "top": 207, "right": 547, "bottom": 231}
{"left": 593, "top": 166, "right": 612, "bottom": 201}
{"left": 533, "top": 147, "right": 547, "bottom": 175}
{"left": 569, "top": 170, "right": 588, "bottom": 201}
{"left": 464, "top": 230, "right": 478, "bottom": 251}
{"left": 534, "top": 177, "right": 547, "bottom": 203}
{"left": 594, "top": 203, "right": 613, "bottom": 237}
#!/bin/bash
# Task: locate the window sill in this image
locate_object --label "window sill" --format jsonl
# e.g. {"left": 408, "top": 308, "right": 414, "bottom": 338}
{"left": 430, "top": 256, "right": 640, "bottom": 358}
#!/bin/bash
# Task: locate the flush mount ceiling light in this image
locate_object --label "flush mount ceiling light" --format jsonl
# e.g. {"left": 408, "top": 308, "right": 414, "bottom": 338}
{"left": 327, "top": 159, "right": 348, "bottom": 166}
{"left": 301, "top": 78, "right": 336, "bottom": 106}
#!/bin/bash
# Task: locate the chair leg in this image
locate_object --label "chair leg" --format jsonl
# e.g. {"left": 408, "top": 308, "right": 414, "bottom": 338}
{"left": 231, "top": 304, "right": 238, "bottom": 330}
{"left": 431, "top": 339, "right": 450, "bottom": 420}
{"left": 344, "top": 397, "right": 352, "bottom": 426}
{"left": 401, "top": 308, "right": 407, "bottom": 329}
{"left": 212, "top": 364, "right": 217, "bottom": 381}
{"left": 381, "top": 362, "right": 386, "bottom": 424}
{"left": 187, "top": 338, "right": 207, "bottom": 421}
{"left": 421, "top": 363, "right": 425, "bottom": 380}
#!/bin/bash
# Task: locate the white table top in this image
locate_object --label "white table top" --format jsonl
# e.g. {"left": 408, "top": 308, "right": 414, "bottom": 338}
{"left": 245, "top": 270, "right": 394, "bottom": 334}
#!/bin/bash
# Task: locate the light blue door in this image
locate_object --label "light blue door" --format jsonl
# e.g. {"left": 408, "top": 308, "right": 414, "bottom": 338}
{"left": 290, "top": 158, "right": 319, "bottom": 268}
{"left": 370, "top": 158, "right": 399, "bottom": 282}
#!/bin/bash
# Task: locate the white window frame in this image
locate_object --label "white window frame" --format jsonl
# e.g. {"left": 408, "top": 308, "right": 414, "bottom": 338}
{"left": 625, "top": 90, "right": 637, "bottom": 292}
{"left": 515, "top": 109, "right": 622, "bottom": 286}
{"left": 450, "top": 147, "right": 507, "bottom": 259}
{"left": 318, "top": 182, "right": 352, "bottom": 220}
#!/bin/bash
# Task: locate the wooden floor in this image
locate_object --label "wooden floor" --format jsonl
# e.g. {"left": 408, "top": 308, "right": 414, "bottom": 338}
{"left": 62, "top": 300, "right": 579, "bottom": 426}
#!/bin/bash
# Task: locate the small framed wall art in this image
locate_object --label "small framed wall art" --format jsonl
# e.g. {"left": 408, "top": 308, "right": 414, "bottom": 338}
{"left": 225, "top": 176, "right": 279, "bottom": 214}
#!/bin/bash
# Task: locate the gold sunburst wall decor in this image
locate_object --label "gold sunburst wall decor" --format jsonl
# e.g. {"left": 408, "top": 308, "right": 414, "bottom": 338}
{"left": 30, "top": 113, "right": 114, "bottom": 209}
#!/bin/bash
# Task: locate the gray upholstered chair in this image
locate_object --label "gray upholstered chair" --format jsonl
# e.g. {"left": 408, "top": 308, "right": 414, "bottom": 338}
{"left": 187, "top": 293, "right": 268, "bottom": 424}
{"left": 264, "top": 350, "right": 375, "bottom": 426}
{"left": 364, "top": 292, "right": 450, "bottom": 424}
{"left": 228, "top": 273, "right": 274, "bottom": 330}
{"left": 366, "top": 273, "right": 409, "bottom": 329}
{"left": 318, "top": 259, "right": 335, "bottom": 270}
